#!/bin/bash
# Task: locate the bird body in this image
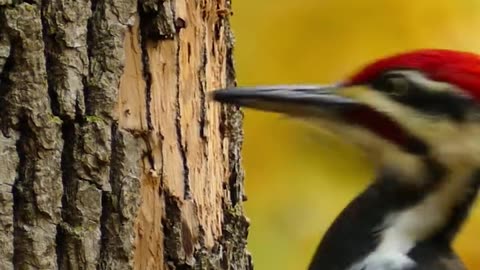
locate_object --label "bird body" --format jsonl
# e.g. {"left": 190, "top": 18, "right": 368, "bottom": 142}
{"left": 309, "top": 169, "right": 478, "bottom": 270}
{"left": 211, "top": 49, "right": 480, "bottom": 270}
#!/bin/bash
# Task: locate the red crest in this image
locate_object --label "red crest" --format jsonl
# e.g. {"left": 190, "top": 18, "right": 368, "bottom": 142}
{"left": 347, "top": 49, "right": 480, "bottom": 100}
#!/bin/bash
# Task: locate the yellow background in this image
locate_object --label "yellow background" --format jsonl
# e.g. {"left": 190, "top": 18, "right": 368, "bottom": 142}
{"left": 231, "top": 1, "right": 480, "bottom": 269}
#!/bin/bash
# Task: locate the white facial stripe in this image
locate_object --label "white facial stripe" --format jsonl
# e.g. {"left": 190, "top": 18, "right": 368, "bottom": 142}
{"left": 385, "top": 70, "right": 469, "bottom": 97}
{"left": 387, "top": 70, "right": 447, "bottom": 91}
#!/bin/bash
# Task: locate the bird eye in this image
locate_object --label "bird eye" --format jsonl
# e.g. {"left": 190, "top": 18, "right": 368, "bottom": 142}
{"left": 381, "top": 75, "right": 410, "bottom": 97}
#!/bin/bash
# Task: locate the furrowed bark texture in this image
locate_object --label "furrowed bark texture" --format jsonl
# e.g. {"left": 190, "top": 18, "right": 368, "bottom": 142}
{"left": 0, "top": 1, "right": 251, "bottom": 269}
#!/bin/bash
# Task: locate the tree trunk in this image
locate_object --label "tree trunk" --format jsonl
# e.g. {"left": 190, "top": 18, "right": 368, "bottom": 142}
{"left": 0, "top": 1, "right": 251, "bottom": 269}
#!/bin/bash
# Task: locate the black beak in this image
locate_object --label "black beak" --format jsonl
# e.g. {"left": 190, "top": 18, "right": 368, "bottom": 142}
{"left": 210, "top": 84, "right": 428, "bottom": 155}
{"left": 210, "top": 85, "right": 360, "bottom": 117}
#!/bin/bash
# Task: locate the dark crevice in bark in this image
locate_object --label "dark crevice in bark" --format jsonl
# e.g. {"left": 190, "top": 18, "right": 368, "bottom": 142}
{"left": 89, "top": 0, "right": 98, "bottom": 11}
{"left": 143, "top": 50, "right": 153, "bottom": 132}
{"left": 98, "top": 121, "right": 118, "bottom": 269}
{"left": 55, "top": 225, "right": 66, "bottom": 269}
{"left": 12, "top": 116, "right": 33, "bottom": 268}
{"left": 84, "top": 0, "right": 97, "bottom": 116}
{"left": 97, "top": 187, "right": 112, "bottom": 269}
{"left": 56, "top": 119, "right": 75, "bottom": 268}
{"left": 168, "top": 0, "right": 191, "bottom": 201}
{"left": 75, "top": 98, "right": 85, "bottom": 124}
{"left": 86, "top": 0, "right": 97, "bottom": 74}
{"left": 98, "top": 189, "right": 110, "bottom": 270}
{"left": 59, "top": 121, "right": 76, "bottom": 211}
{"left": 46, "top": 76, "right": 61, "bottom": 117}
{"left": 59, "top": 120, "right": 79, "bottom": 225}
{"left": 175, "top": 18, "right": 186, "bottom": 33}
{"left": 163, "top": 192, "right": 187, "bottom": 266}
{"left": 137, "top": 2, "right": 158, "bottom": 178}
{"left": 22, "top": 0, "right": 37, "bottom": 5}
{"left": 40, "top": 0, "right": 60, "bottom": 117}
{"left": 11, "top": 134, "right": 25, "bottom": 270}
{"left": 198, "top": 42, "right": 208, "bottom": 141}
{"left": 0, "top": 12, "right": 15, "bottom": 137}
{"left": 226, "top": 132, "right": 242, "bottom": 206}
{"left": 140, "top": 132, "right": 156, "bottom": 173}
{"left": 0, "top": 51, "right": 14, "bottom": 137}
{"left": 173, "top": 263, "right": 191, "bottom": 270}
{"left": 175, "top": 40, "right": 191, "bottom": 201}
{"left": 137, "top": 3, "right": 153, "bottom": 131}
{"left": 139, "top": 0, "right": 176, "bottom": 40}
{"left": 55, "top": 223, "right": 67, "bottom": 270}
{"left": 83, "top": 81, "right": 92, "bottom": 118}
{"left": 213, "top": 19, "right": 222, "bottom": 42}
{"left": 175, "top": 120, "right": 191, "bottom": 202}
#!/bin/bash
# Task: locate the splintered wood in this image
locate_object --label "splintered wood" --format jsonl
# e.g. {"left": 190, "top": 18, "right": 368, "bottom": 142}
{"left": 116, "top": 0, "right": 250, "bottom": 269}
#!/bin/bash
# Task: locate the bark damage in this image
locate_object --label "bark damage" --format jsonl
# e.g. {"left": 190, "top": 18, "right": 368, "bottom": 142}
{"left": 0, "top": 0, "right": 249, "bottom": 269}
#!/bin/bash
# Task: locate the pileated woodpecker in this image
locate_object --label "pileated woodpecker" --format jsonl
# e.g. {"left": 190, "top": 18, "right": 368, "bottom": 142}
{"left": 211, "top": 49, "right": 480, "bottom": 270}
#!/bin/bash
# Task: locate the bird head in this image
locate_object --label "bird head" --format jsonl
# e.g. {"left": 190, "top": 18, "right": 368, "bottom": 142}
{"left": 212, "top": 49, "right": 480, "bottom": 180}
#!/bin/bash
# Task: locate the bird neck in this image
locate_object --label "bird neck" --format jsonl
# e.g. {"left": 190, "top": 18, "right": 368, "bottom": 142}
{"left": 308, "top": 167, "right": 479, "bottom": 270}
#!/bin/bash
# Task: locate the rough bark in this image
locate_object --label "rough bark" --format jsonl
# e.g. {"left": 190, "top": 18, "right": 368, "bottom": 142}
{"left": 0, "top": 1, "right": 251, "bottom": 269}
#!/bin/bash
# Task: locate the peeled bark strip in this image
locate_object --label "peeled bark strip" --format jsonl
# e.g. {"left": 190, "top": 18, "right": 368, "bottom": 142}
{"left": 0, "top": 0, "right": 250, "bottom": 269}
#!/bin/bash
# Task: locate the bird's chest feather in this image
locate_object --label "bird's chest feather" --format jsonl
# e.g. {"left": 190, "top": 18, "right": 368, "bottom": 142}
{"left": 347, "top": 168, "right": 477, "bottom": 270}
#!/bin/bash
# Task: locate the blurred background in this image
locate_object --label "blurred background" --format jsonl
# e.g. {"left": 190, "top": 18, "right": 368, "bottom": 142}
{"left": 230, "top": 1, "right": 480, "bottom": 269}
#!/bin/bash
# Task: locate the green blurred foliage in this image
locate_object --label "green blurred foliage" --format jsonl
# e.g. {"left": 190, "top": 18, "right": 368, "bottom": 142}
{"left": 230, "top": 1, "right": 480, "bottom": 270}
